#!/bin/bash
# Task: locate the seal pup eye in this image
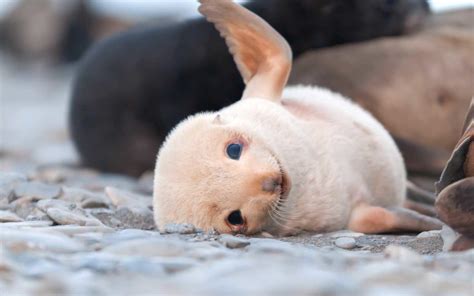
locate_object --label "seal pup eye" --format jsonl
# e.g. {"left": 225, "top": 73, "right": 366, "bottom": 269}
{"left": 226, "top": 143, "right": 242, "bottom": 160}
{"left": 227, "top": 210, "right": 244, "bottom": 225}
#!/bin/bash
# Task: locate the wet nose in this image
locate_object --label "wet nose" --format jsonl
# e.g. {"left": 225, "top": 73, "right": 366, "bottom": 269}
{"left": 261, "top": 174, "right": 282, "bottom": 193}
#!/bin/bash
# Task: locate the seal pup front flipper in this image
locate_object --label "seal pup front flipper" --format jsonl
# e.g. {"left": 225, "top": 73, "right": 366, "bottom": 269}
{"left": 198, "top": 0, "right": 292, "bottom": 102}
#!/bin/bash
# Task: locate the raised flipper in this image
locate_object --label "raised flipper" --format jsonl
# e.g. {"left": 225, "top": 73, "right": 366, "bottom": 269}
{"left": 348, "top": 204, "right": 443, "bottom": 234}
{"left": 198, "top": 0, "right": 292, "bottom": 102}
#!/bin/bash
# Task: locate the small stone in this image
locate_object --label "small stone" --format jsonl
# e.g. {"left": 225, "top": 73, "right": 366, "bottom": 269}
{"left": 417, "top": 230, "right": 441, "bottom": 238}
{"left": 13, "top": 181, "right": 62, "bottom": 201}
{"left": 46, "top": 208, "right": 104, "bottom": 226}
{"left": 0, "top": 172, "right": 26, "bottom": 203}
{"left": 37, "top": 199, "right": 76, "bottom": 212}
{"left": 102, "top": 238, "right": 187, "bottom": 257}
{"left": 118, "top": 257, "right": 166, "bottom": 275}
{"left": 163, "top": 223, "right": 197, "bottom": 234}
{"left": 36, "top": 225, "right": 114, "bottom": 235}
{"left": 137, "top": 171, "right": 154, "bottom": 194}
{"left": 114, "top": 206, "right": 155, "bottom": 230}
{"left": 105, "top": 186, "right": 152, "bottom": 209}
{"left": 330, "top": 230, "right": 364, "bottom": 238}
{"left": 0, "top": 221, "right": 54, "bottom": 228}
{"left": 0, "top": 228, "right": 85, "bottom": 253}
{"left": 384, "top": 245, "right": 423, "bottom": 264}
{"left": 86, "top": 208, "right": 122, "bottom": 228}
{"left": 247, "top": 239, "right": 297, "bottom": 255}
{"left": 260, "top": 232, "right": 274, "bottom": 238}
{"left": 80, "top": 196, "right": 110, "bottom": 209}
{"left": 334, "top": 237, "right": 357, "bottom": 249}
{"left": 0, "top": 210, "right": 23, "bottom": 222}
{"left": 440, "top": 225, "right": 460, "bottom": 252}
{"left": 220, "top": 234, "right": 250, "bottom": 249}
{"left": 103, "top": 229, "right": 158, "bottom": 244}
{"left": 25, "top": 208, "right": 53, "bottom": 222}
{"left": 153, "top": 257, "right": 197, "bottom": 273}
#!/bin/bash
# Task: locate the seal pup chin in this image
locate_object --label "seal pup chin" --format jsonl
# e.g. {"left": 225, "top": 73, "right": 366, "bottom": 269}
{"left": 153, "top": 0, "right": 442, "bottom": 236}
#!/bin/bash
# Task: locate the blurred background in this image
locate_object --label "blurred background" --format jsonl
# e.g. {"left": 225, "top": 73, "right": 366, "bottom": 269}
{"left": 0, "top": 0, "right": 472, "bottom": 175}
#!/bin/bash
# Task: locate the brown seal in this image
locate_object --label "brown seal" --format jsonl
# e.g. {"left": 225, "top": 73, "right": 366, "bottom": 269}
{"left": 436, "top": 98, "right": 474, "bottom": 251}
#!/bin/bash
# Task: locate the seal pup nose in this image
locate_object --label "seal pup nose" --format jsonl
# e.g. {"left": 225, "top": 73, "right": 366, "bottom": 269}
{"left": 262, "top": 175, "right": 282, "bottom": 193}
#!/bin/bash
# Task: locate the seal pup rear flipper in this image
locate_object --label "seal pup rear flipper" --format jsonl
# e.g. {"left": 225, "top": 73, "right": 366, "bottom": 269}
{"left": 198, "top": 0, "right": 292, "bottom": 102}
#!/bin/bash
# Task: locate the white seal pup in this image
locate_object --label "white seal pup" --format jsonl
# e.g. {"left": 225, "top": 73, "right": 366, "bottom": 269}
{"left": 153, "top": 0, "right": 442, "bottom": 236}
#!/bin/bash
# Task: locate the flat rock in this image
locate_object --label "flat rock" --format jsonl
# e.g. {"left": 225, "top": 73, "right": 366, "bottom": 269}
{"left": 384, "top": 245, "right": 423, "bottom": 264}
{"left": 330, "top": 230, "right": 365, "bottom": 238}
{"left": 37, "top": 198, "right": 76, "bottom": 212}
{"left": 35, "top": 225, "right": 114, "bottom": 235}
{"left": 0, "top": 210, "right": 23, "bottom": 222}
{"left": 61, "top": 187, "right": 110, "bottom": 209}
{"left": 13, "top": 181, "right": 62, "bottom": 201}
{"left": 46, "top": 207, "right": 104, "bottom": 226}
{"left": 220, "top": 234, "right": 251, "bottom": 249}
{"left": 0, "top": 221, "right": 54, "bottom": 228}
{"left": 334, "top": 237, "right": 357, "bottom": 250}
{"left": 102, "top": 238, "right": 187, "bottom": 257}
{"left": 0, "top": 172, "right": 27, "bottom": 202}
{"left": 0, "top": 228, "right": 85, "bottom": 253}
{"left": 114, "top": 206, "right": 155, "bottom": 230}
{"left": 105, "top": 186, "right": 152, "bottom": 209}
{"left": 162, "top": 223, "right": 197, "bottom": 234}
{"left": 417, "top": 230, "right": 441, "bottom": 238}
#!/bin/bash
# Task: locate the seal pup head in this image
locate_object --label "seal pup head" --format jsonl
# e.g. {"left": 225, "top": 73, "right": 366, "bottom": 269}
{"left": 153, "top": 0, "right": 293, "bottom": 234}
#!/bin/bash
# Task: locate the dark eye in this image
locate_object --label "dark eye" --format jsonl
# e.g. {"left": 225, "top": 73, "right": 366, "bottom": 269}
{"left": 227, "top": 210, "right": 244, "bottom": 225}
{"left": 226, "top": 143, "right": 242, "bottom": 160}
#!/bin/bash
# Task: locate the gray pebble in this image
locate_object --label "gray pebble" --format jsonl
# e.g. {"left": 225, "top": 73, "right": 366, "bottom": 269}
{"left": 0, "top": 228, "right": 85, "bottom": 253}
{"left": 13, "top": 181, "right": 62, "bottom": 201}
{"left": 334, "top": 237, "right": 357, "bottom": 249}
{"left": 384, "top": 245, "right": 423, "bottom": 264}
{"left": 220, "top": 234, "right": 250, "bottom": 249}
{"left": 0, "top": 210, "right": 23, "bottom": 222}
{"left": 163, "top": 223, "right": 197, "bottom": 234}
{"left": 37, "top": 199, "right": 75, "bottom": 212}
{"left": 102, "top": 238, "right": 187, "bottom": 257}
{"left": 103, "top": 229, "right": 158, "bottom": 244}
{"left": 330, "top": 230, "right": 365, "bottom": 238}
{"left": 0, "top": 173, "right": 26, "bottom": 204}
{"left": 417, "top": 230, "right": 441, "bottom": 238}
{"left": 36, "top": 225, "right": 114, "bottom": 235}
{"left": 104, "top": 186, "right": 152, "bottom": 209}
{"left": 0, "top": 220, "right": 54, "bottom": 228}
{"left": 46, "top": 207, "right": 104, "bottom": 226}
{"left": 61, "top": 187, "right": 110, "bottom": 209}
{"left": 114, "top": 206, "right": 155, "bottom": 230}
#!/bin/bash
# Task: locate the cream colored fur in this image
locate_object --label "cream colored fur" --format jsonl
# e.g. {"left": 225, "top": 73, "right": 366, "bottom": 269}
{"left": 154, "top": 85, "right": 406, "bottom": 235}
{"left": 153, "top": 0, "right": 407, "bottom": 235}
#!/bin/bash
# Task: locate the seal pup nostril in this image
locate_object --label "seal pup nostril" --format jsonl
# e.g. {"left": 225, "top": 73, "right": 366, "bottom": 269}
{"left": 228, "top": 210, "right": 244, "bottom": 225}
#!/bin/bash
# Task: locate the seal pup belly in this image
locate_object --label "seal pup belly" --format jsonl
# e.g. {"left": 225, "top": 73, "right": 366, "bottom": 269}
{"left": 153, "top": 0, "right": 442, "bottom": 236}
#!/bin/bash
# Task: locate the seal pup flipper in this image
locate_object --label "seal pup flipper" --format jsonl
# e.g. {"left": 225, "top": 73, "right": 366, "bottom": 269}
{"left": 198, "top": 0, "right": 292, "bottom": 102}
{"left": 348, "top": 205, "right": 443, "bottom": 234}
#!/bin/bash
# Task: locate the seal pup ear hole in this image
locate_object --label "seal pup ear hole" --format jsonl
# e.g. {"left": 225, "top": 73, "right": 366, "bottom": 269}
{"left": 212, "top": 114, "right": 224, "bottom": 125}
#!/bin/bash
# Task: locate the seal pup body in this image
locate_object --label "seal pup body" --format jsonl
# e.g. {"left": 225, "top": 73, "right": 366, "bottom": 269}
{"left": 153, "top": 0, "right": 441, "bottom": 236}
